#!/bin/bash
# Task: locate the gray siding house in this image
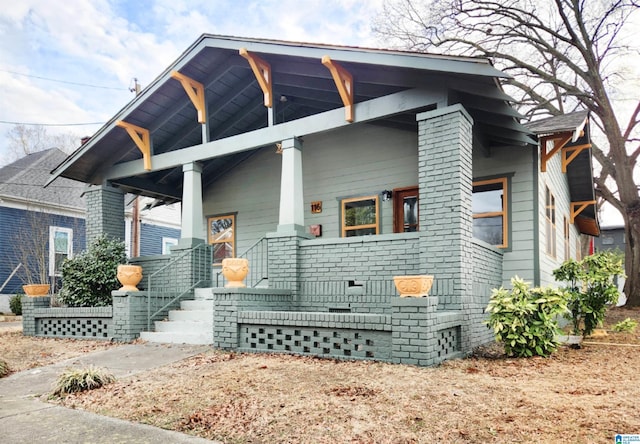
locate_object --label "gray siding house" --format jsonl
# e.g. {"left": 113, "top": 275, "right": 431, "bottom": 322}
{"left": 47, "top": 35, "right": 598, "bottom": 365}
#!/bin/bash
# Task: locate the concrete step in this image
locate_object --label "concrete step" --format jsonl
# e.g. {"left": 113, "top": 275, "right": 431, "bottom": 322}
{"left": 194, "top": 288, "right": 213, "bottom": 300}
{"left": 181, "top": 299, "right": 214, "bottom": 311}
{"left": 140, "top": 331, "right": 213, "bottom": 345}
{"left": 154, "top": 319, "right": 213, "bottom": 332}
{"left": 168, "top": 309, "right": 213, "bottom": 322}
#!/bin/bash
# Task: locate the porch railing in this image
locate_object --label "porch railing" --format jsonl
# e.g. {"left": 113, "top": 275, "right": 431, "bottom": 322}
{"left": 215, "top": 237, "right": 269, "bottom": 288}
{"left": 147, "top": 243, "right": 212, "bottom": 330}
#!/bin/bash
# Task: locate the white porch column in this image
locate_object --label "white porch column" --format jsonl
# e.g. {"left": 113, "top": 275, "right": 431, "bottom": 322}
{"left": 277, "top": 137, "right": 305, "bottom": 235}
{"left": 179, "top": 162, "right": 205, "bottom": 246}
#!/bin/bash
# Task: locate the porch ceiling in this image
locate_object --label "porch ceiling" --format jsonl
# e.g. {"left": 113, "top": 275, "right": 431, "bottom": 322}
{"left": 50, "top": 35, "right": 534, "bottom": 203}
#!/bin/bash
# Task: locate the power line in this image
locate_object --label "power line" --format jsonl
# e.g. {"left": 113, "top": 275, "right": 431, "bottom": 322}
{"left": 0, "top": 69, "right": 128, "bottom": 91}
{"left": 0, "top": 120, "right": 105, "bottom": 127}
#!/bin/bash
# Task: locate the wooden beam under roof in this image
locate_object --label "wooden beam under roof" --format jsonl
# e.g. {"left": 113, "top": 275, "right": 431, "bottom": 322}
{"left": 115, "top": 121, "right": 152, "bottom": 171}
{"left": 322, "top": 56, "right": 354, "bottom": 122}
{"left": 239, "top": 48, "right": 273, "bottom": 108}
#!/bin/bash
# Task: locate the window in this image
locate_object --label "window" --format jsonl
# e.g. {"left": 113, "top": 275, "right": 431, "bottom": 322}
{"left": 545, "top": 186, "right": 556, "bottom": 257}
{"left": 162, "top": 237, "right": 178, "bottom": 254}
{"left": 49, "top": 227, "right": 73, "bottom": 277}
{"left": 393, "top": 187, "right": 419, "bottom": 233}
{"left": 564, "top": 216, "right": 570, "bottom": 261}
{"left": 208, "top": 214, "right": 235, "bottom": 264}
{"left": 472, "top": 178, "right": 508, "bottom": 247}
{"left": 341, "top": 195, "right": 379, "bottom": 237}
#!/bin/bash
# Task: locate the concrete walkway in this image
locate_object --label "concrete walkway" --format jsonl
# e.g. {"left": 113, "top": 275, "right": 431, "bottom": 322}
{"left": 0, "top": 343, "right": 219, "bottom": 443}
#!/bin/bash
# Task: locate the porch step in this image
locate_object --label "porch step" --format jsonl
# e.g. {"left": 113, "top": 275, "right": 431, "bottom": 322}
{"left": 194, "top": 287, "right": 213, "bottom": 300}
{"left": 139, "top": 298, "right": 214, "bottom": 345}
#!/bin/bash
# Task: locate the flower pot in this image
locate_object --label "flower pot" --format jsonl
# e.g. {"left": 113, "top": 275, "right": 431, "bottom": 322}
{"left": 117, "top": 264, "right": 143, "bottom": 292}
{"left": 393, "top": 275, "right": 434, "bottom": 297}
{"left": 222, "top": 258, "right": 249, "bottom": 288}
{"left": 22, "top": 284, "right": 50, "bottom": 297}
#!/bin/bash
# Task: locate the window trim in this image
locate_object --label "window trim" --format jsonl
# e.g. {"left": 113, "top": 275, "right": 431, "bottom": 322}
{"left": 162, "top": 237, "right": 178, "bottom": 255}
{"left": 393, "top": 186, "right": 419, "bottom": 233}
{"left": 49, "top": 226, "right": 73, "bottom": 277}
{"left": 207, "top": 213, "right": 236, "bottom": 265}
{"left": 545, "top": 185, "right": 557, "bottom": 258}
{"left": 564, "top": 216, "right": 570, "bottom": 261}
{"left": 341, "top": 195, "right": 380, "bottom": 237}
{"left": 472, "top": 177, "right": 508, "bottom": 248}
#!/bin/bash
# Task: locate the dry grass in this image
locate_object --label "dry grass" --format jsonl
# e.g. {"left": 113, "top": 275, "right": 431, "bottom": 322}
{"left": 47, "top": 306, "right": 640, "bottom": 444}
{"left": 0, "top": 331, "right": 121, "bottom": 374}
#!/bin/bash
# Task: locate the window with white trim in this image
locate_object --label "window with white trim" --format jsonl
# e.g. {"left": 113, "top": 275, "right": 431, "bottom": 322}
{"left": 162, "top": 237, "right": 178, "bottom": 254}
{"left": 49, "top": 226, "right": 73, "bottom": 277}
{"left": 545, "top": 186, "right": 557, "bottom": 257}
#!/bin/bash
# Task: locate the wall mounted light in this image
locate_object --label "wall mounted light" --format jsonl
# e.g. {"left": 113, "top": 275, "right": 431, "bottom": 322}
{"left": 381, "top": 190, "right": 392, "bottom": 201}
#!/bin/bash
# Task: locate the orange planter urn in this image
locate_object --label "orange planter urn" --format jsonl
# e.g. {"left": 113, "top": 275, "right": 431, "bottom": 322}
{"left": 117, "top": 264, "right": 143, "bottom": 291}
{"left": 222, "top": 258, "right": 249, "bottom": 288}
{"left": 22, "top": 284, "right": 51, "bottom": 297}
{"left": 393, "top": 275, "right": 434, "bottom": 297}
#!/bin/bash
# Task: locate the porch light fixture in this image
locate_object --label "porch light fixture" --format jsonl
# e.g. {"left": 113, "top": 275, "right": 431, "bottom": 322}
{"left": 381, "top": 190, "right": 392, "bottom": 201}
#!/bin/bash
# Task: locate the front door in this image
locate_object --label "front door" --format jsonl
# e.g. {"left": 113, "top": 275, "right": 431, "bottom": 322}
{"left": 393, "top": 187, "right": 419, "bottom": 233}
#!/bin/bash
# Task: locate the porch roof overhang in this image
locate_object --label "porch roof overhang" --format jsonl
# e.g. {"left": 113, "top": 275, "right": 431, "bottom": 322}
{"left": 48, "top": 34, "right": 534, "bottom": 203}
{"left": 526, "top": 111, "right": 600, "bottom": 237}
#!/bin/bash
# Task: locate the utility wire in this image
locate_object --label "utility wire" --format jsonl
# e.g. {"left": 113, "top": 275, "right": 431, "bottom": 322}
{"left": 0, "top": 69, "right": 128, "bottom": 91}
{"left": 0, "top": 120, "right": 104, "bottom": 126}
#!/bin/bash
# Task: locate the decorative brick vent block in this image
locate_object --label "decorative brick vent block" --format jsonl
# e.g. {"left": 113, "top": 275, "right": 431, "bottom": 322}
{"left": 393, "top": 275, "right": 434, "bottom": 297}
{"left": 239, "top": 325, "right": 391, "bottom": 361}
{"left": 437, "top": 327, "right": 460, "bottom": 358}
{"left": 37, "top": 318, "right": 111, "bottom": 338}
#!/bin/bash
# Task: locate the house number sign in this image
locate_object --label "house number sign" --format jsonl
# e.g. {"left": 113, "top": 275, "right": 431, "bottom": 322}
{"left": 311, "top": 201, "right": 322, "bottom": 213}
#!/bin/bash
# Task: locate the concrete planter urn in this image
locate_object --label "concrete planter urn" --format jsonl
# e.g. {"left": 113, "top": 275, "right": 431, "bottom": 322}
{"left": 117, "top": 264, "right": 143, "bottom": 291}
{"left": 22, "top": 284, "right": 50, "bottom": 297}
{"left": 222, "top": 258, "right": 249, "bottom": 288}
{"left": 393, "top": 275, "right": 434, "bottom": 297}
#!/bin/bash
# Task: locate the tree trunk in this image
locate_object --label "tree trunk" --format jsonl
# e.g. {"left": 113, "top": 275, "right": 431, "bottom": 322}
{"left": 623, "top": 206, "right": 640, "bottom": 306}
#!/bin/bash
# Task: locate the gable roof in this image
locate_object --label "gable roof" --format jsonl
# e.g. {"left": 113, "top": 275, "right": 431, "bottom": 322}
{"left": 0, "top": 148, "right": 85, "bottom": 211}
{"left": 525, "top": 111, "right": 600, "bottom": 236}
{"left": 49, "top": 34, "right": 535, "bottom": 202}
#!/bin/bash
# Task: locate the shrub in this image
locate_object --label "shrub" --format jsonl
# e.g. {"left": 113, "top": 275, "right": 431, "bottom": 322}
{"left": 485, "top": 277, "right": 567, "bottom": 357}
{"left": 0, "top": 359, "right": 9, "bottom": 378}
{"left": 553, "top": 251, "right": 624, "bottom": 337}
{"left": 612, "top": 318, "right": 638, "bottom": 333}
{"left": 51, "top": 366, "right": 115, "bottom": 397}
{"left": 9, "top": 293, "right": 22, "bottom": 315}
{"left": 58, "top": 235, "right": 126, "bottom": 307}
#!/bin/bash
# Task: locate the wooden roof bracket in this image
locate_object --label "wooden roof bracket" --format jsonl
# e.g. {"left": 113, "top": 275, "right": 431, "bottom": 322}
{"left": 540, "top": 132, "right": 572, "bottom": 172}
{"left": 170, "top": 71, "right": 206, "bottom": 123}
{"left": 570, "top": 200, "right": 596, "bottom": 223}
{"left": 562, "top": 143, "right": 592, "bottom": 173}
{"left": 321, "top": 56, "right": 354, "bottom": 122}
{"left": 239, "top": 48, "right": 273, "bottom": 108}
{"left": 116, "top": 121, "right": 152, "bottom": 171}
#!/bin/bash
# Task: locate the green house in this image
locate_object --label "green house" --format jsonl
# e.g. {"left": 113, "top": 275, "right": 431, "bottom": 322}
{"left": 48, "top": 35, "right": 598, "bottom": 365}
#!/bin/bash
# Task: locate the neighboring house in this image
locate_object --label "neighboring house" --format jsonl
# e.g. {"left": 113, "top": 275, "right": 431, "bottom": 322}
{"left": 594, "top": 225, "right": 626, "bottom": 305}
{"left": 48, "top": 35, "right": 599, "bottom": 362}
{"left": 124, "top": 196, "right": 181, "bottom": 257}
{"left": 0, "top": 148, "right": 86, "bottom": 303}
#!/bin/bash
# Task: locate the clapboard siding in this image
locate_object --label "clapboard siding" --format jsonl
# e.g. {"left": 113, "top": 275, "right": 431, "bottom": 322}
{"left": 0, "top": 207, "right": 85, "bottom": 294}
{"left": 203, "top": 123, "right": 418, "bottom": 254}
{"left": 138, "top": 223, "right": 181, "bottom": 256}
{"left": 473, "top": 145, "right": 537, "bottom": 286}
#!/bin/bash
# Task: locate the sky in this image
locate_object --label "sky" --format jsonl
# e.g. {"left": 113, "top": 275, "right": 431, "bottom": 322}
{"left": 0, "top": 0, "right": 632, "bottom": 226}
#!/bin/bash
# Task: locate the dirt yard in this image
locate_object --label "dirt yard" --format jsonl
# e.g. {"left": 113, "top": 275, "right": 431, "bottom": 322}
{"left": 22, "top": 306, "right": 634, "bottom": 444}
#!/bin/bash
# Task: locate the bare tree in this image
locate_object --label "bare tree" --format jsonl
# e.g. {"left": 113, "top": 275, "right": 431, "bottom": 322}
{"left": 374, "top": 0, "right": 640, "bottom": 305}
{"left": 5, "top": 125, "right": 80, "bottom": 163}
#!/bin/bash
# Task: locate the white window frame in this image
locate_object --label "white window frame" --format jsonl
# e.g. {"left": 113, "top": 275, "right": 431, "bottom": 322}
{"left": 49, "top": 226, "right": 73, "bottom": 277}
{"left": 162, "top": 237, "right": 178, "bottom": 254}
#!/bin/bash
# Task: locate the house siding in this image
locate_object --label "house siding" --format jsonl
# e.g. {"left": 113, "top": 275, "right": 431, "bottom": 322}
{"left": 138, "top": 223, "right": 181, "bottom": 256}
{"left": 0, "top": 207, "right": 85, "bottom": 294}
{"left": 203, "top": 123, "right": 419, "bottom": 255}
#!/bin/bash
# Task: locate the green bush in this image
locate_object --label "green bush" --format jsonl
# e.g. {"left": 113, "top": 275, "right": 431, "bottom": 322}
{"left": 9, "top": 293, "right": 22, "bottom": 315}
{"left": 612, "top": 318, "right": 638, "bottom": 333}
{"left": 485, "top": 277, "right": 567, "bottom": 357}
{"left": 51, "top": 366, "right": 115, "bottom": 397}
{"left": 58, "top": 235, "right": 126, "bottom": 307}
{"left": 553, "top": 251, "right": 624, "bottom": 337}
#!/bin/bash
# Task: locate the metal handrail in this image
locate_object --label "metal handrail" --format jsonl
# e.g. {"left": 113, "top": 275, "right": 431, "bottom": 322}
{"left": 215, "top": 237, "right": 269, "bottom": 288}
{"left": 146, "top": 243, "right": 212, "bottom": 330}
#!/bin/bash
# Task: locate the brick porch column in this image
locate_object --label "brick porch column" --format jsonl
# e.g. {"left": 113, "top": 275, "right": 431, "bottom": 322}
{"left": 416, "top": 105, "right": 474, "bottom": 310}
{"left": 84, "top": 184, "right": 125, "bottom": 244}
